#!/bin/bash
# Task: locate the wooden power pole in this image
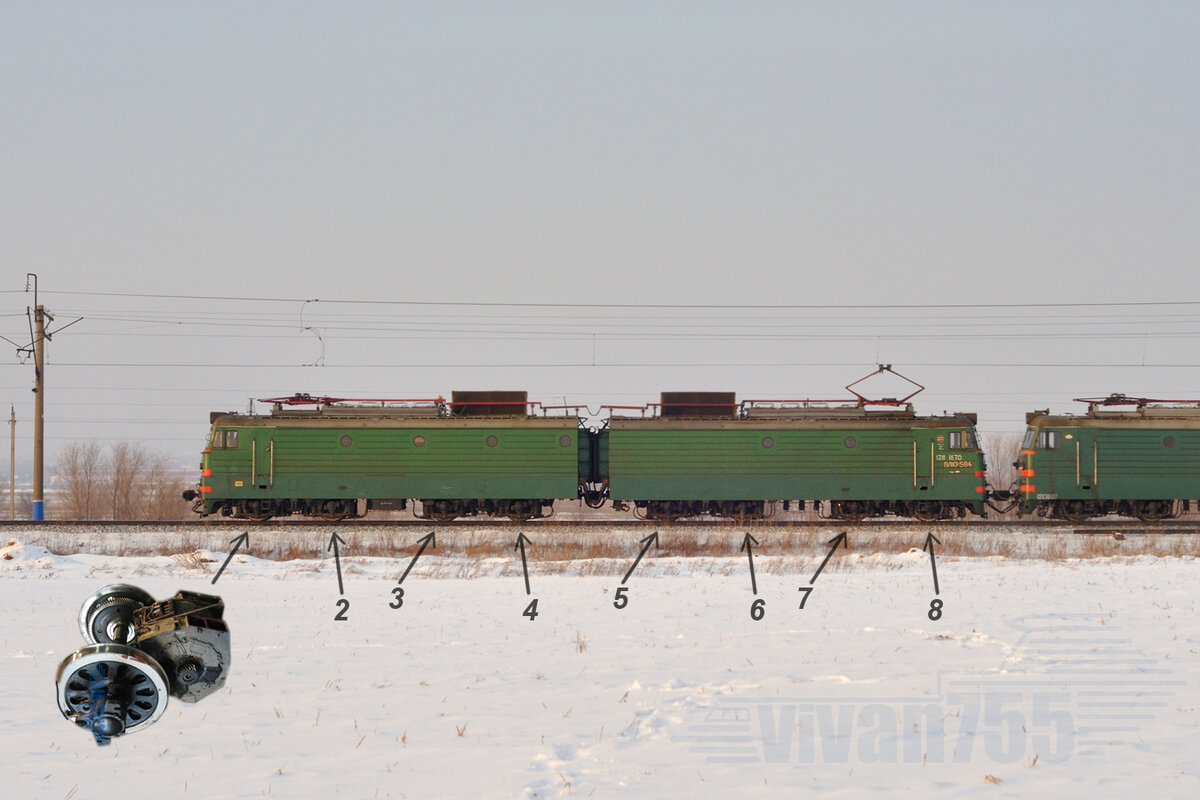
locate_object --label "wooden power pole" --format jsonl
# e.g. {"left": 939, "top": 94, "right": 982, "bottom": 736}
{"left": 8, "top": 406, "right": 13, "bottom": 520}
{"left": 32, "top": 302, "right": 47, "bottom": 521}
{"left": 15, "top": 276, "right": 80, "bottom": 522}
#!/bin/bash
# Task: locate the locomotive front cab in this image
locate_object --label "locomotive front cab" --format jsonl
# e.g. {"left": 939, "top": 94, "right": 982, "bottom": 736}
{"left": 1016, "top": 418, "right": 1072, "bottom": 517}
{"left": 1016, "top": 424, "right": 1044, "bottom": 515}
{"left": 936, "top": 420, "right": 990, "bottom": 517}
{"left": 183, "top": 419, "right": 243, "bottom": 515}
{"left": 954, "top": 425, "right": 989, "bottom": 509}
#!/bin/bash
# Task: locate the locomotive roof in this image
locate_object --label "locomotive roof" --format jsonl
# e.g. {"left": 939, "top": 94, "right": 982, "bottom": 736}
{"left": 208, "top": 411, "right": 577, "bottom": 429}
{"left": 208, "top": 405, "right": 979, "bottom": 428}
{"left": 1026, "top": 405, "right": 1200, "bottom": 428}
{"left": 609, "top": 400, "right": 976, "bottom": 425}
{"left": 609, "top": 411, "right": 978, "bottom": 430}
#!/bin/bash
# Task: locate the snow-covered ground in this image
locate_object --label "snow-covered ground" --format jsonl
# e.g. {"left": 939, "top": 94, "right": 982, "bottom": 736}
{"left": 2, "top": 530, "right": 1199, "bottom": 799}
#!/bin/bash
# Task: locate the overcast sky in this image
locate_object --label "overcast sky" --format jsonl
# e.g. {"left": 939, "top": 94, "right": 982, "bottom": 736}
{"left": 2, "top": 2, "right": 1198, "bottom": 469}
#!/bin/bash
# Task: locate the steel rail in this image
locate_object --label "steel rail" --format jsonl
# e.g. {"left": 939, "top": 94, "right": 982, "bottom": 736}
{"left": 3, "top": 518, "right": 1198, "bottom": 534}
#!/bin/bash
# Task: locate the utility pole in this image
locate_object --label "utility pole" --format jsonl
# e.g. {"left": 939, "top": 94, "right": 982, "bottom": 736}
{"left": 13, "top": 275, "right": 80, "bottom": 522}
{"left": 32, "top": 300, "right": 48, "bottom": 521}
{"left": 25, "top": 273, "right": 53, "bottom": 522}
{"left": 8, "top": 407, "right": 14, "bottom": 520}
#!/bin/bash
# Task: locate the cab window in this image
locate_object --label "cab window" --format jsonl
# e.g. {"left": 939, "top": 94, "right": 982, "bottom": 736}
{"left": 1036, "top": 430, "right": 1058, "bottom": 450}
{"left": 210, "top": 430, "right": 224, "bottom": 449}
{"left": 948, "top": 430, "right": 976, "bottom": 450}
{"left": 225, "top": 431, "right": 239, "bottom": 449}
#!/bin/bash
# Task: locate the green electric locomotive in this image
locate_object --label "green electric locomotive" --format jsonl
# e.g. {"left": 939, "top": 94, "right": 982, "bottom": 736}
{"left": 186, "top": 392, "right": 582, "bottom": 522}
{"left": 595, "top": 392, "right": 988, "bottom": 521}
{"left": 186, "top": 370, "right": 988, "bottom": 523}
{"left": 1016, "top": 395, "right": 1200, "bottom": 521}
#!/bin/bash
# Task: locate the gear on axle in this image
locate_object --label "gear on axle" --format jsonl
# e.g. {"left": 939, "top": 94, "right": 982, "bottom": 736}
{"left": 56, "top": 584, "right": 230, "bottom": 745}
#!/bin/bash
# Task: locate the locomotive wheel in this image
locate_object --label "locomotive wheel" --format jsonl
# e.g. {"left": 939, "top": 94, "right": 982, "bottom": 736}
{"left": 836, "top": 501, "right": 868, "bottom": 522}
{"left": 239, "top": 500, "right": 274, "bottom": 522}
{"left": 1059, "top": 500, "right": 1092, "bottom": 523}
{"left": 718, "top": 501, "right": 766, "bottom": 520}
{"left": 420, "top": 500, "right": 459, "bottom": 523}
{"left": 56, "top": 643, "right": 170, "bottom": 743}
{"left": 502, "top": 500, "right": 541, "bottom": 523}
{"left": 427, "top": 503, "right": 458, "bottom": 523}
{"left": 912, "top": 501, "right": 944, "bottom": 523}
{"left": 318, "top": 500, "right": 350, "bottom": 522}
{"left": 78, "top": 584, "right": 155, "bottom": 645}
{"left": 644, "top": 502, "right": 681, "bottom": 522}
{"left": 1132, "top": 500, "right": 1173, "bottom": 522}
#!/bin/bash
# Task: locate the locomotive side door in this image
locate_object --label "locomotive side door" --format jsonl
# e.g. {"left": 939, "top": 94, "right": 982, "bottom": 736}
{"left": 1072, "top": 430, "right": 1097, "bottom": 493}
{"left": 913, "top": 433, "right": 934, "bottom": 491}
{"left": 250, "top": 429, "right": 276, "bottom": 490}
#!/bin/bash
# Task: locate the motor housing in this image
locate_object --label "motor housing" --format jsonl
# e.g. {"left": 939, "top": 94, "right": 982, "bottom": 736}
{"left": 56, "top": 584, "right": 230, "bottom": 745}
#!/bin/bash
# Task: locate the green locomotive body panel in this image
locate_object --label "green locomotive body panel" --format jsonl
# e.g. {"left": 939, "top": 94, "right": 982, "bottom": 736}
{"left": 1017, "top": 405, "right": 1200, "bottom": 517}
{"left": 200, "top": 413, "right": 580, "bottom": 513}
{"left": 603, "top": 413, "right": 986, "bottom": 513}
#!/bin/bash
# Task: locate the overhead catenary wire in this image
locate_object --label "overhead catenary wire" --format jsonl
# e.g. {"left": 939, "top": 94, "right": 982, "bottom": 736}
{"left": 9, "top": 361, "right": 1200, "bottom": 369}
{"left": 7, "top": 289, "right": 1200, "bottom": 353}
{"left": 7, "top": 288, "right": 1200, "bottom": 311}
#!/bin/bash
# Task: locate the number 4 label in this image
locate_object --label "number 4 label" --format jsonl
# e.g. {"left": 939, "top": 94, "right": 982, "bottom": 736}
{"left": 523, "top": 599, "right": 539, "bottom": 621}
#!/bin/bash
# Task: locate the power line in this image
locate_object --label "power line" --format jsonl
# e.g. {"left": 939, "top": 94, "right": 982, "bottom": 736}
{"left": 41, "top": 307, "right": 1200, "bottom": 328}
{"left": 26, "top": 289, "right": 1200, "bottom": 311}
{"left": 21, "top": 361, "right": 1200, "bottom": 369}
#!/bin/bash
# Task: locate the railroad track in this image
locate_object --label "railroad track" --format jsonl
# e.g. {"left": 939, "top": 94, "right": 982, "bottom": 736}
{"left": 3, "top": 518, "right": 1199, "bottom": 534}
